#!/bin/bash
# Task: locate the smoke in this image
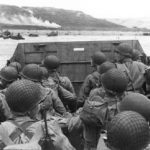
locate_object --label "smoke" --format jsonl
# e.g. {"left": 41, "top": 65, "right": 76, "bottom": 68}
{"left": 0, "top": 13, "right": 61, "bottom": 28}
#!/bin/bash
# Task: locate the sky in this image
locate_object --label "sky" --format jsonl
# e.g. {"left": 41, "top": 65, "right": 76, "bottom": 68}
{"left": 0, "top": 0, "right": 150, "bottom": 19}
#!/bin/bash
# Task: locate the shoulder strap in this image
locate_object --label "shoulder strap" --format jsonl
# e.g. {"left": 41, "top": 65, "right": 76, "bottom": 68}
{"left": 115, "top": 63, "right": 135, "bottom": 91}
{"left": 9, "top": 120, "right": 36, "bottom": 141}
{"left": 102, "top": 97, "right": 120, "bottom": 129}
{"left": 91, "top": 72, "right": 100, "bottom": 85}
{"left": 123, "top": 63, "right": 135, "bottom": 91}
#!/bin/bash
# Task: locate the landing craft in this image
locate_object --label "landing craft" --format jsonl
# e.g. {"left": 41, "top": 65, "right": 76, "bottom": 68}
{"left": 2, "top": 30, "right": 11, "bottom": 39}
{"left": 2, "top": 35, "right": 10, "bottom": 39}
{"left": 9, "top": 39, "right": 146, "bottom": 95}
{"left": 10, "top": 33, "right": 25, "bottom": 40}
{"left": 28, "top": 33, "right": 39, "bottom": 37}
{"left": 143, "top": 32, "right": 150, "bottom": 36}
{"left": 6, "top": 39, "right": 148, "bottom": 150}
{"left": 10, "top": 35, "right": 24, "bottom": 40}
{"left": 47, "top": 31, "right": 58, "bottom": 36}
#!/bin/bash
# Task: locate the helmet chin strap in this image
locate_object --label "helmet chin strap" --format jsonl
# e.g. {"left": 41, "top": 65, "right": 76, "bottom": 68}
{"left": 90, "top": 59, "right": 94, "bottom": 67}
{"left": 90, "top": 59, "right": 98, "bottom": 72}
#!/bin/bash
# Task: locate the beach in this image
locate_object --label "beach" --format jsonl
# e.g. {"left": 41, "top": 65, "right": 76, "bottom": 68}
{"left": 0, "top": 33, "right": 150, "bottom": 69}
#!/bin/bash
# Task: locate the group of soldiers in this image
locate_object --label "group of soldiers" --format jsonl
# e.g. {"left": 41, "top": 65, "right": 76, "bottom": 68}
{"left": 0, "top": 43, "right": 150, "bottom": 150}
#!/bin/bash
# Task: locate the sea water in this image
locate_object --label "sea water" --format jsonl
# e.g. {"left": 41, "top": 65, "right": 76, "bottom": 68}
{"left": 0, "top": 34, "right": 150, "bottom": 69}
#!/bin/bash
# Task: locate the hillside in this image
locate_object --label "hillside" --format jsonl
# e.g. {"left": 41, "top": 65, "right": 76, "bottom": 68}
{"left": 0, "top": 5, "right": 127, "bottom": 30}
{"left": 107, "top": 18, "right": 150, "bottom": 30}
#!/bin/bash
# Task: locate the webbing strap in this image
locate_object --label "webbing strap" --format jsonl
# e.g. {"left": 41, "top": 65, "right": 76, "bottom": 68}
{"left": 115, "top": 63, "right": 135, "bottom": 91}
{"left": 9, "top": 120, "right": 35, "bottom": 141}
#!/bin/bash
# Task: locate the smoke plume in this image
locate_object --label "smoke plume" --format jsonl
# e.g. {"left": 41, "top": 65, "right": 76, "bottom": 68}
{"left": 0, "top": 13, "right": 61, "bottom": 28}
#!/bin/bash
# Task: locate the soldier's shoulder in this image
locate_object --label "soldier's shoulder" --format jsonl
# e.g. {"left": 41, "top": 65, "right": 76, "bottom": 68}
{"left": 91, "top": 71, "right": 100, "bottom": 77}
{"left": 133, "top": 61, "right": 148, "bottom": 73}
{"left": 59, "top": 76, "right": 73, "bottom": 86}
{"left": 133, "top": 61, "right": 147, "bottom": 67}
{"left": 90, "top": 87, "right": 105, "bottom": 98}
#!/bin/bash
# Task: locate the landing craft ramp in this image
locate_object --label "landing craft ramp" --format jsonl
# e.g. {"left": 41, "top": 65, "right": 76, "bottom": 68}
{"left": 10, "top": 39, "right": 145, "bottom": 95}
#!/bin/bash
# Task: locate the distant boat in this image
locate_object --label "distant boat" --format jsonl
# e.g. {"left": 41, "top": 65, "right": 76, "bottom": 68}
{"left": 143, "top": 32, "right": 150, "bottom": 36}
{"left": 3, "top": 35, "right": 10, "bottom": 39}
{"left": 3, "top": 30, "right": 11, "bottom": 36}
{"left": 10, "top": 35, "right": 25, "bottom": 40}
{"left": 47, "top": 31, "right": 58, "bottom": 36}
{"left": 2, "top": 30, "right": 11, "bottom": 39}
{"left": 28, "top": 33, "right": 39, "bottom": 37}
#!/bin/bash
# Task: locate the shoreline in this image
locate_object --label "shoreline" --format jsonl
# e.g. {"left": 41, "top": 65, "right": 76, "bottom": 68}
{"left": 0, "top": 29, "right": 147, "bottom": 36}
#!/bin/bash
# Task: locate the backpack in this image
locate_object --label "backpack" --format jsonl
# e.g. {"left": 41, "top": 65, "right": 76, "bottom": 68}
{"left": 80, "top": 95, "right": 119, "bottom": 128}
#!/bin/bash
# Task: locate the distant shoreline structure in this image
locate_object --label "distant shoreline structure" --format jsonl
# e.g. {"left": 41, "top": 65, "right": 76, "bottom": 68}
{"left": 0, "top": 29, "right": 147, "bottom": 36}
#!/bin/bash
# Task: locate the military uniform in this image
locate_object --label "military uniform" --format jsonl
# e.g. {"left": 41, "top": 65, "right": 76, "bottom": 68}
{"left": 0, "top": 80, "right": 75, "bottom": 150}
{"left": 42, "top": 55, "right": 77, "bottom": 112}
{"left": 0, "top": 89, "right": 12, "bottom": 122}
{"left": 20, "top": 64, "right": 69, "bottom": 116}
{"left": 78, "top": 51, "right": 107, "bottom": 107}
{"left": 43, "top": 73, "right": 77, "bottom": 112}
{"left": 89, "top": 87, "right": 105, "bottom": 99}
{"left": 116, "top": 43, "right": 148, "bottom": 94}
{"left": 38, "top": 83, "right": 67, "bottom": 117}
{"left": 78, "top": 71, "right": 101, "bottom": 106}
{"left": 81, "top": 69, "right": 129, "bottom": 150}
{"left": 0, "top": 116, "right": 75, "bottom": 150}
{"left": 0, "top": 66, "right": 18, "bottom": 122}
{"left": 116, "top": 58, "right": 148, "bottom": 93}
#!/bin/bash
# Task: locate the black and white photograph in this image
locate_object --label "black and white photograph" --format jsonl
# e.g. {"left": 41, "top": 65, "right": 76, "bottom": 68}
{"left": 0, "top": 0, "right": 150, "bottom": 150}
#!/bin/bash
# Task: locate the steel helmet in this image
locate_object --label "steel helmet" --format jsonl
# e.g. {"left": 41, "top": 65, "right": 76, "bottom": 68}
{"left": 40, "top": 67, "right": 49, "bottom": 79}
{"left": 91, "top": 51, "right": 106, "bottom": 66}
{"left": 0, "top": 66, "right": 18, "bottom": 82}
{"left": 98, "top": 61, "right": 116, "bottom": 74}
{"left": 44, "top": 55, "right": 60, "bottom": 70}
{"left": 107, "top": 111, "right": 149, "bottom": 150}
{"left": 132, "top": 49, "right": 142, "bottom": 61}
{"left": 145, "top": 68, "right": 150, "bottom": 85}
{"left": 119, "top": 93, "right": 150, "bottom": 121}
{"left": 21, "top": 64, "right": 43, "bottom": 82}
{"left": 9, "top": 61, "right": 22, "bottom": 72}
{"left": 101, "top": 68, "right": 128, "bottom": 93}
{"left": 5, "top": 80, "right": 41, "bottom": 113}
{"left": 117, "top": 43, "right": 133, "bottom": 57}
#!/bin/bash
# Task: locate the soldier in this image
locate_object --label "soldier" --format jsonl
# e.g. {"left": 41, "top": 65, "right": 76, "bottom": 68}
{"left": 78, "top": 51, "right": 107, "bottom": 107}
{"left": 0, "top": 66, "right": 19, "bottom": 91}
{"left": 98, "top": 111, "right": 149, "bottom": 150}
{"left": 132, "top": 49, "right": 142, "bottom": 62}
{"left": 0, "top": 66, "right": 18, "bottom": 122}
{"left": 80, "top": 68, "right": 129, "bottom": 150}
{"left": 20, "top": 64, "right": 68, "bottom": 119}
{"left": 115, "top": 43, "right": 148, "bottom": 94}
{"left": 43, "top": 55, "right": 77, "bottom": 113}
{"left": 0, "top": 80, "right": 75, "bottom": 150}
{"left": 89, "top": 61, "right": 116, "bottom": 98}
{"left": 98, "top": 61, "right": 116, "bottom": 75}
{"left": 119, "top": 92, "right": 150, "bottom": 122}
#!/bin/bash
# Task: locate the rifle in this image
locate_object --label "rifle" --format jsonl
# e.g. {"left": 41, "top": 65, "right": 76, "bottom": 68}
{"left": 39, "top": 109, "right": 55, "bottom": 150}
